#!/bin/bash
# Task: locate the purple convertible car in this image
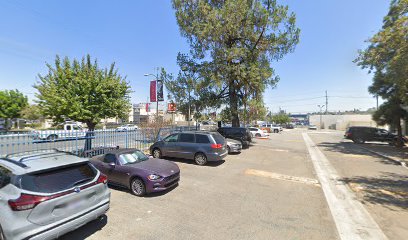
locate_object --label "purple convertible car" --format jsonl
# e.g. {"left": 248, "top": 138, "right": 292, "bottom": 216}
{"left": 90, "top": 148, "right": 180, "bottom": 196}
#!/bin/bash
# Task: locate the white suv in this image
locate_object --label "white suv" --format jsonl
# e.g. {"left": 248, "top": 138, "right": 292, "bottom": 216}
{"left": 0, "top": 150, "right": 110, "bottom": 240}
{"left": 248, "top": 127, "right": 269, "bottom": 137}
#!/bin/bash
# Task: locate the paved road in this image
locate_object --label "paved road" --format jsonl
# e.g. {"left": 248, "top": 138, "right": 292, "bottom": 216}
{"left": 59, "top": 129, "right": 408, "bottom": 240}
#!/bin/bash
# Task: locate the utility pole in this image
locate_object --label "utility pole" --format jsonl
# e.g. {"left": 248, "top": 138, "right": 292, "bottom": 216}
{"left": 376, "top": 95, "right": 379, "bottom": 110}
{"left": 318, "top": 105, "right": 325, "bottom": 129}
{"left": 325, "top": 90, "right": 328, "bottom": 114}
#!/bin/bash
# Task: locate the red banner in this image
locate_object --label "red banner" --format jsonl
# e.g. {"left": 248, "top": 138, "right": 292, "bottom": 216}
{"left": 168, "top": 103, "right": 176, "bottom": 112}
{"left": 150, "top": 80, "right": 156, "bottom": 102}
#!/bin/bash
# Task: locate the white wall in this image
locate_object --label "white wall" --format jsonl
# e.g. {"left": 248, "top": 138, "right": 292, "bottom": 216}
{"left": 309, "top": 114, "right": 379, "bottom": 130}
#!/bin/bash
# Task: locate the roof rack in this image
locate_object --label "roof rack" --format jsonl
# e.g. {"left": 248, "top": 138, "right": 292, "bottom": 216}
{"left": 0, "top": 158, "right": 28, "bottom": 168}
{"left": 6, "top": 149, "right": 76, "bottom": 163}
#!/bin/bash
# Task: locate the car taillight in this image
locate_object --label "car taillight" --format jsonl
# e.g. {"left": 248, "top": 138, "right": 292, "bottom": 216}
{"left": 211, "top": 144, "right": 223, "bottom": 149}
{"left": 97, "top": 173, "right": 108, "bottom": 184}
{"left": 9, "top": 194, "right": 57, "bottom": 211}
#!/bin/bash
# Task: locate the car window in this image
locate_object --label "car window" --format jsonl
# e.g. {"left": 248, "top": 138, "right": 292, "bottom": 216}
{"left": 66, "top": 125, "right": 72, "bottom": 131}
{"left": 73, "top": 125, "right": 80, "bottom": 130}
{"left": 118, "top": 151, "right": 149, "bottom": 165}
{"left": 0, "top": 165, "right": 11, "bottom": 189}
{"left": 164, "top": 134, "right": 179, "bottom": 142}
{"left": 211, "top": 133, "right": 225, "bottom": 144}
{"left": 249, "top": 128, "right": 257, "bottom": 131}
{"left": 103, "top": 154, "right": 117, "bottom": 164}
{"left": 196, "top": 134, "right": 210, "bottom": 143}
{"left": 179, "top": 133, "right": 195, "bottom": 143}
{"left": 19, "top": 163, "right": 97, "bottom": 193}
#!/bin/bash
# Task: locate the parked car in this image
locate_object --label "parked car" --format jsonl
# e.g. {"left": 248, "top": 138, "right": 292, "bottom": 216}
{"left": 150, "top": 131, "right": 228, "bottom": 165}
{"left": 116, "top": 124, "right": 138, "bottom": 132}
{"left": 0, "top": 150, "right": 110, "bottom": 240}
{"left": 261, "top": 124, "right": 282, "bottom": 133}
{"left": 217, "top": 127, "right": 252, "bottom": 148}
{"left": 248, "top": 127, "right": 269, "bottom": 137}
{"left": 308, "top": 125, "right": 318, "bottom": 130}
{"left": 344, "top": 126, "right": 408, "bottom": 145}
{"left": 284, "top": 124, "right": 294, "bottom": 129}
{"left": 31, "top": 123, "right": 86, "bottom": 141}
{"left": 90, "top": 148, "right": 180, "bottom": 196}
{"left": 226, "top": 138, "right": 242, "bottom": 154}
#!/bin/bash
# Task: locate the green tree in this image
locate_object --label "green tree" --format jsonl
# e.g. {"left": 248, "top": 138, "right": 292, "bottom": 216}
{"left": 355, "top": 0, "right": 408, "bottom": 146}
{"left": 272, "top": 113, "right": 290, "bottom": 124}
{"left": 35, "top": 55, "right": 131, "bottom": 131}
{"left": 0, "top": 89, "right": 28, "bottom": 119}
{"left": 21, "top": 104, "right": 43, "bottom": 120}
{"left": 172, "top": 0, "right": 300, "bottom": 127}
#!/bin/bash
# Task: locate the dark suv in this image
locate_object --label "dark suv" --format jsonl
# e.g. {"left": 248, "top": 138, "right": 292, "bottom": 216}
{"left": 344, "top": 126, "right": 407, "bottom": 144}
{"left": 217, "top": 127, "right": 252, "bottom": 148}
{"left": 150, "top": 131, "right": 228, "bottom": 165}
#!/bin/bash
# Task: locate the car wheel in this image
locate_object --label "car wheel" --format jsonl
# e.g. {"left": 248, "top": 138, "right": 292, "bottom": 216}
{"left": 152, "top": 148, "right": 162, "bottom": 158}
{"left": 274, "top": 129, "right": 278, "bottom": 133}
{"left": 194, "top": 153, "right": 207, "bottom": 165}
{"left": 353, "top": 138, "right": 365, "bottom": 144}
{"left": 227, "top": 146, "right": 231, "bottom": 154}
{"left": 47, "top": 134, "right": 58, "bottom": 141}
{"left": 130, "top": 178, "right": 146, "bottom": 196}
{"left": 255, "top": 133, "right": 261, "bottom": 137}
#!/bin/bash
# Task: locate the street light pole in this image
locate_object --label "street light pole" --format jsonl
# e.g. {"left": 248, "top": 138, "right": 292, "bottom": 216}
{"left": 317, "top": 105, "right": 325, "bottom": 129}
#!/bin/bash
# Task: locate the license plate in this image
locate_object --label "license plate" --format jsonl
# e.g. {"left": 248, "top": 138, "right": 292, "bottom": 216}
{"left": 67, "top": 199, "right": 87, "bottom": 210}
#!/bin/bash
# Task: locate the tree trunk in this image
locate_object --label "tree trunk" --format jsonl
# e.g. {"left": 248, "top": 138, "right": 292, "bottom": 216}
{"left": 229, "top": 83, "right": 240, "bottom": 127}
{"left": 84, "top": 121, "right": 96, "bottom": 151}
{"left": 396, "top": 119, "right": 403, "bottom": 148}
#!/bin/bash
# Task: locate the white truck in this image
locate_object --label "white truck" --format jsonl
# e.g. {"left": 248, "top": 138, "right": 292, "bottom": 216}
{"left": 32, "top": 123, "right": 87, "bottom": 141}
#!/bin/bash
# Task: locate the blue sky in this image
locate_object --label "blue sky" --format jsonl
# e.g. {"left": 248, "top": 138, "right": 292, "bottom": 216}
{"left": 0, "top": 0, "right": 390, "bottom": 114}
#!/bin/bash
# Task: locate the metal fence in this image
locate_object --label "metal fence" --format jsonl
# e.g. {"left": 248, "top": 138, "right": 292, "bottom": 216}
{"left": 0, "top": 129, "right": 156, "bottom": 157}
{"left": 0, "top": 125, "right": 200, "bottom": 157}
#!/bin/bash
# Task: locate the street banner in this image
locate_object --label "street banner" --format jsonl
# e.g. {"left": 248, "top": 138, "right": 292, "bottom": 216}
{"left": 150, "top": 80, "right": 156, "bottom": 102}
{"left": 168, "top": 103, "right": 176, "bottom": 112}
{"left": 157, "top": 80, "right": 164, "bottom": 101}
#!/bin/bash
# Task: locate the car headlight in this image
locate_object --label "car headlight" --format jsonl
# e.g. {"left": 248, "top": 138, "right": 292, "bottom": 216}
{"left": 147, "top": 174, "right": 162, "bottom": 180}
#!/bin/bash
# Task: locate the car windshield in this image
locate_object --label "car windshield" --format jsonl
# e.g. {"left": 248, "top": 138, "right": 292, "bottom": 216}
{"left": 118, "top": 151, "right": 149, "bottom": 165}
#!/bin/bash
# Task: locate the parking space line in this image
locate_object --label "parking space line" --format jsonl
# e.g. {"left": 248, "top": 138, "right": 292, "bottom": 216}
{"left": 302, "top": 133, "right": 388, "bottom": 240}
{"left": 244, "top": 169, "right": 320, "bottom": 187}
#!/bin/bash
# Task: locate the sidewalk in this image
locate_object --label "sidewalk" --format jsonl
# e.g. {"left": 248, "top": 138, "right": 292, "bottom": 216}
{"left": 357, "top": 143, "right": 408, "bottom": 169}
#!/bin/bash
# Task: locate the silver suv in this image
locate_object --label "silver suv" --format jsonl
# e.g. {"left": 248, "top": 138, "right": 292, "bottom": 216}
{"left": 0, "top": 150, "right": 110, "bottom": 240}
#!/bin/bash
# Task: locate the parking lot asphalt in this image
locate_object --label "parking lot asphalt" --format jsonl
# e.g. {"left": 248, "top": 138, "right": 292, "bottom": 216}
{"left": 62, "top": 129, "right": 339, "bottom": 240}
{"left": 61, "top": 129, "right": 408, "bottom": 240}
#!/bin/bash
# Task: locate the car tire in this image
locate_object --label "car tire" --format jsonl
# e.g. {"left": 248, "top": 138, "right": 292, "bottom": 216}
{"left": 130, "top": 178, "right": 146, "bottom": 196}
{"left": 152, "top": 148, "right": 162, "bottom": 158}
{"left": 353, "top": 138, "right": 365, "bottom": 144}
{"left": 255, "top": 133, "right": 261, "bottom": 137}
{"left": 274, "top": 129, "right": 278, "bottom": 133}
{"left": 194, "top": 153, "right": 208, "bottom": 165}
{"left": 47, "top": 134, "right": 58, "bottom": 141}
{"left": 227, "top": 146, "right": 231, "bottom": 154}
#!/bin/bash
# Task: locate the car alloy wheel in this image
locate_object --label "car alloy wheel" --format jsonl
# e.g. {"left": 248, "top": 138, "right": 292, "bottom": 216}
{"left": 274, "top": 129, "right": 278, "bottom": 133}
{"left": 131, "top": 178, "right": 146, "bottom": 196}
{"left": 354, "top": 138, "right": 364, "bottom": 144}
{"left": 227, "top": 146, "right": 231, "bottom": 154}
{"left": 194, "top": 153, "right": 207, "bottom": 165}
{"left": 153, "top": 148, "right": 162, "bottom": 158}
{"left": 47, "top": 134, "right": 58, "bottom": 141}
{"left": 255, "top": 133, "right": 261, "bottom": 137}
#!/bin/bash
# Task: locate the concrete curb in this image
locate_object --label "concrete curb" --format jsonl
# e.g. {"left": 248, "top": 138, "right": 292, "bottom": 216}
{"left": 357, "top": 145, "right": 408, "bottom": 170}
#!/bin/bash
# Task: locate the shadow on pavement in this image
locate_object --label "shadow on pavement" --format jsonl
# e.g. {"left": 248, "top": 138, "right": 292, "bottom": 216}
{"left": 340, "top": 172, "right": 408, "bottom": 210}
{"left": 59, "top": 214, "right": 108, "bottom": 239}
{"left": 317, "top": 141, "right": 401, "bottom": 166}
{"left": 164, "top": 157, "right": 226, "bottom": 167}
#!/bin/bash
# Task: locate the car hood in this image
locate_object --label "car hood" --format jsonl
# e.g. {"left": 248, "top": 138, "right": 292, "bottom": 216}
{"left": 128, "top": 158, "right": 179, "bottom": 177}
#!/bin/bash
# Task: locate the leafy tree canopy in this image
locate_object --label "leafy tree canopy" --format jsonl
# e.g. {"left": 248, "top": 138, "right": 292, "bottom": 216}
{"left": 34, "top": 55, "right": 131, "bottom": 130}
{"left": 21, "top": 104, "right": 43, "bottom": 120}
{"left": 355, "top": 0, "right": 408, "bottom": 146}
{"left": 0, "top": 89, "right": 28, "bottom": 119}
{"left": 172, "top": 0, "right": 300, "bottom": 126}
